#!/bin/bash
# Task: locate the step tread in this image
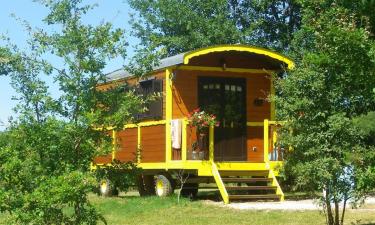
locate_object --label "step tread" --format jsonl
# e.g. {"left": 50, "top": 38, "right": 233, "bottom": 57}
{"left": 219, "top": 170, "right": 269, "bottom": 176}
{"left": 225, "top": 186, "right": 277, "bottom": 191}
{"left": 221, "top": 178, "right": 273, "bottom": 182}
{"left": 229, "top": 194, "right": 280, "bottom": 200}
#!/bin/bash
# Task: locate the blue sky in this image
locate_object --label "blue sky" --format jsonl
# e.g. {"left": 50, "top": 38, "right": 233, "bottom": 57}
{"left": 0, "top": 1, "right": 137, "bottom": 130}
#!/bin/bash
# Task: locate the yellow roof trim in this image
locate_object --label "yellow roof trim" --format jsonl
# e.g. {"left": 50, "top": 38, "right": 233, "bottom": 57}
{"left": 183, "top": 45, "right": 295, "bottom": 70}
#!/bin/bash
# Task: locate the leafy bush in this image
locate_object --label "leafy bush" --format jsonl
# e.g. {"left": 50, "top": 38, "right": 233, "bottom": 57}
{"left": 94, "top": 160, "right": 140, "bottom": 194}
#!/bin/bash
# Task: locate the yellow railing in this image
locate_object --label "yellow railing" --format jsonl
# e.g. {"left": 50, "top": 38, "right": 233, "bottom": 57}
{"left": 95, "top": 120, "right": 167, "bottom": 164}
{"left": 101, "top": 118, "right": 283, "bottom": 164}
{"left": 268, "top": 166, "right": 285, "bottom": 201}
{"left": 264, "top": 119, "right": 270, "bottom": 163}
{"left": 179, "top": 118, "right": 212, "bottom": 162}
{"left": 211, "top": 162, "right": 229, "bottom": 204}
{"left": 248, "top": 119, "right": 284, "bottom": 162}
{"left": 179, "top": 118, "right": 284, "bottom": 163}
{"left": 209, "top": 125, "right": 214, "bottom": 161}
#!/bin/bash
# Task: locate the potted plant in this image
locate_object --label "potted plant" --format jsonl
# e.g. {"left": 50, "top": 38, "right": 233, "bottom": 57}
{"left": 187, "top": 108, "right": 219, "bottom": 160}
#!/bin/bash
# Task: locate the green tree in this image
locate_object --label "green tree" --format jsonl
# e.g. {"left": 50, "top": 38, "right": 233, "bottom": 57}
{"left": 0, "top": 0, "right": 143, "bottom": 224}
{"left": 127, "top": 0, "right": 301, "bottom": 72}
{"left": 276, "top": 1, "right": 375, "bottom": 225}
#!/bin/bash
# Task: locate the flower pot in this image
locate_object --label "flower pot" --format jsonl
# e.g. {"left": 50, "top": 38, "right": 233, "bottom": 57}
{"left": 191, "top": 151, "right": 198, "bottom": 160}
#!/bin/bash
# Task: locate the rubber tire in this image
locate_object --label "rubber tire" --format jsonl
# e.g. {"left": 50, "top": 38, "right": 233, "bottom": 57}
{"left": 155, "top": 175, "right": 174, "bottom": 197}
{"left": 180, "top": 183, "right": 198, "bottom": 199}
{"left": 137, "top": 174, "right": 155, "bottom": 196}
{"left": 99, "top": 179, "right": 115, "bottom": 197}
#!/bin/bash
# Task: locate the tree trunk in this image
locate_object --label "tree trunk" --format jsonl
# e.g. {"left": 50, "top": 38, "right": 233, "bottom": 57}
{"left": 334, "top": 199, "right": 340, "bottom": 225}
{"left": 324, "top": 188, "right": 334, "bottom": 225}
{"left": 340, "top": 198, "right": 347, "bottom": 225}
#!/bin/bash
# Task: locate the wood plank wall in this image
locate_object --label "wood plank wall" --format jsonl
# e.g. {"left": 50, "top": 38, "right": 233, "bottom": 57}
{"left": 93, "top": 70, "right": 167, "bottom": 164}
{"left": 172, "top": 69, "right": 271, "bottom": 162}
{"left": 116, "top": 128, "right": 138, "bottom": 162}
{"left": 93, "top": 154, "right": 112, "bottom": 164}
{"left": 140, "top": 125, "right": 166, "bottom": 162}
{"left": 97, "top": 70, "right": 166, "bottom": 120}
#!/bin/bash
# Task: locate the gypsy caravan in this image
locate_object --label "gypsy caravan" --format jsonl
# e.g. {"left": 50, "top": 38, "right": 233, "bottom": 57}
{"left": 93, "top": 45, "right": 294, "bottom": 203}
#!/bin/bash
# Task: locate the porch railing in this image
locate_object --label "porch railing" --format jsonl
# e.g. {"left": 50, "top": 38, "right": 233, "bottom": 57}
{"left": 179, "top": 119, "right": 214, "bottom": 161}
{"left": 262, "top": 119, "right": 285, "bottom": 162}
{"left": 179, "top": 118, "right": 284, "bottom": 162}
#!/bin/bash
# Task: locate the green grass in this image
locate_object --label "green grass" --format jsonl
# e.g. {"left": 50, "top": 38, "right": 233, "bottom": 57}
{"left": 1, "top": 193, "right": 374, "bottom": 225}
{"left": 90, "top": 193, "right": 375, "bottom": 225}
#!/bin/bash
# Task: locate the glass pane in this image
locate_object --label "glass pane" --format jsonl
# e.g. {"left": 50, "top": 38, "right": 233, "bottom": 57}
{"left": 237, "top": 86, "right": 242, "bottom": 92}
{"left": 215, "top": 84, "right": 220, "bottom": 89}
{"left": 225, "top": 84, "right": 230, "bottom": 91}
{"left": 209, "top": 84, "right": 214, "bottom": 89}
{"left": 231, "top": 85, "right": 236, "bottom": 92}
{"left": 203, "top": 85, "right": 208, "bottom": 90}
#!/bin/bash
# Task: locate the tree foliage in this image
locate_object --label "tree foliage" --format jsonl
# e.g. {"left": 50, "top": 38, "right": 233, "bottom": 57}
{"left": 276, "top": 1, "right": 375, "bottom": 224}
{"left": 0, "top": 0, "right": 142, "bottom": 224}
{"left": 127, "top": 0, "right": 301, "bottom": 72}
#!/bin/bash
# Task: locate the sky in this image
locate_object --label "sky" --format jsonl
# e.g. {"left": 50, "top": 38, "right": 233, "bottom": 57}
{"left": 0, "top": 1, "right": 138, "bottom": 130}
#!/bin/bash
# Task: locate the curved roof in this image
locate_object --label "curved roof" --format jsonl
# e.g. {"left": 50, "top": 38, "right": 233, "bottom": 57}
{"left": 106, "top": 44, "right": 294, "bottom": 81}
{"left": 183, "top": 45, "right": 294, "bottom": 69}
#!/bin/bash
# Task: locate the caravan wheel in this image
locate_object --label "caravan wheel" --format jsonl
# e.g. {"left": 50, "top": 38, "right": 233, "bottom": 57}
{"left": 155, "top": 175, "right": 173, "bottom": 197}
{"left": 99, "top": 179, "right": 113, "bottom": 197}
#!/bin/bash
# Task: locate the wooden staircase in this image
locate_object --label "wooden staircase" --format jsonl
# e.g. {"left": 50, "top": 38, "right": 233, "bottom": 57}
{"left": 211, "top": 163, "right": 284, "bottom": 203}
{"left": 223, "top": 175, "right": 280, "bottom": 201}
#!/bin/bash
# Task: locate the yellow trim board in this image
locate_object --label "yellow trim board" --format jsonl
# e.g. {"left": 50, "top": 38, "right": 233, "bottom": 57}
{"left": 95, "top": 120, "right": 166, "bottom": 131}
{"left": 183, "top": 45, "right": 295, "bottom": 70}
{"left": 181, "top": 119, "right": 187, "bottom": 161}
{"left": 271, "top": 76, "right": 276, "bottom": 121}
{"left": 124, "top": 120, "right": 166, "bottom": 129}
{"left": 111, "top": 130, "right": 117, "bottom": 160}
{"left": 247, "top": 122, "right": 264, "bottom": 127}
{"left": 178, "top": 65, "right": 276, "bottom": 74}
{"left": 212, "top": 162, "right": 229, "bottom": 204}
{"left": 165, "top": 68, "right": 173, "bottom": 162}
{"left": 268, "top": 168, "right": 285, "bottom": 201}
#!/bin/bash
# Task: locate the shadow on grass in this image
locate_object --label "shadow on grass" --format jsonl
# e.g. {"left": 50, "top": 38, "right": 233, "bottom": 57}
{"left": 351, "top": 223, "right": 375, "bottom": 225}
{"left": 113, "top": 189, "right": 320, "bottom": 203}
{"left": 284, "top": 192, "right": 318, "bottom": 201}
{"left": 194, "top": 190, "right": 222, "bottom": 202}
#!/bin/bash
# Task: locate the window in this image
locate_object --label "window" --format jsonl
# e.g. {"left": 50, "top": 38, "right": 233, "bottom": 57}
{"left": 137, "top": 79, "right": 163, "bottom": 120}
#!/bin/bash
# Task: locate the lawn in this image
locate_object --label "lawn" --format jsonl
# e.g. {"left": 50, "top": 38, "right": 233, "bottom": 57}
{"left": 1, "top": 193, "right": 374, "bottom": 225}
{"left": 89, "top": 193, "right": 374, "bottom": 225}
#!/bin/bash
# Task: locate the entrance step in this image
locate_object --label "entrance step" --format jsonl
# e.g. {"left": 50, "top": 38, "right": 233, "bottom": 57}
{"left": 226, "top": 186, "right": 277, "bottom": 191}
{"left": 229, "top": 194, "right": 280, "bottom": 200}
{"left": 210, "top": 163, "right": 284, "bottom": 203}
{"left": 221, "top": 177, "right": 273, "bottom": 183}
{"left": 219, "top": 170, "right": 269, "bottom": 177}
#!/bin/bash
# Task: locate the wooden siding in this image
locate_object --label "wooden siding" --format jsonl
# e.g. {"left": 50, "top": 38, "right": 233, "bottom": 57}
{"left": 140, "top": 125, "right": 166, "bottom": 163}
{"left": 115, "top": 128, "right": 138, "bottom": 162}
{"left": 93, "top": 154, "right": 112, "bottom": 164}
{"left": 247, "top": 75, "right": 271, "bottom": 122}
{"left": 93, "top": 70, "right": 167, "bottom": 164}
{"left": 97, "top": 70, "right": 166, "bottom": 120}
{"left": 172, "top": 69, "right": 271, "bottom": 162}
{"left": 172, "top": 70, "right": 197, "bottom": 118}
{"left": 247, "top": 127, "right": 264, "bottom": 162}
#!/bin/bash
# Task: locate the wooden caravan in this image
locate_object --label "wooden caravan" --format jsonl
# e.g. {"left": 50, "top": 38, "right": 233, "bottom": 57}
{"left": 93, "top": 45, "right": 294, "bottom": 203}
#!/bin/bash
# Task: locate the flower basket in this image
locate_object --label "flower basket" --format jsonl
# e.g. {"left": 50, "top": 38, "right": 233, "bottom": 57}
{"left": 187, "top": 108, "right": 219, "bottom": 160}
